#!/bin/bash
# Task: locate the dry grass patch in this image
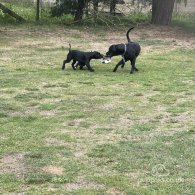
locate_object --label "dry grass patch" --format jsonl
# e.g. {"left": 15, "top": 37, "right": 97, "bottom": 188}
{"left": 42, "top": 165, "right": 64, "bottom": 176}
{"left": 45, "top": 138, "right": 68, "bottom": 147}
{"left": 0, "top": 153, "right": 27, "bottom": 179}
{"left": 64, "top": 177, "right": 105, "bottom": 191}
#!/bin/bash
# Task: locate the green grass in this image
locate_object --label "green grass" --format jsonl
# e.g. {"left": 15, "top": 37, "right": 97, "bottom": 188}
{"left": 172, "top": 13, "right": 195, "bottom": 33}
{"left": 0, "top": 24, "right": 195, "bottom": 194}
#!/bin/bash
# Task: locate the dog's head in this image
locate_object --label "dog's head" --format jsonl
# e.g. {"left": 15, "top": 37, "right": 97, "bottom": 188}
{"left": 101, "top": 45, "right": 116, "bottom": 64}
{"left": 92, "top": 51, "right": 104, "bottom": 59}
{"left": 106, "top": 45, "right": 116, "bottom": 57}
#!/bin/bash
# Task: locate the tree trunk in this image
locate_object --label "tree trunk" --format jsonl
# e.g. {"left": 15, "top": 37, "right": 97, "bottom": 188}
{"left": 93, "top": 0, "right": 99, "bottom": 19}
{"left": 85, "top": 0, "right": 89, "bottom": 16}
{"left": 93, "top": 0, "right": 99, "bottom": 13}
{"left": 151, "top": 0, "right": 175, "bottom": 25}
{"left": 0, "top": 2, "right": 25, "bottom": 22}
{"left": 74, "top": 0, "right": 85, "bottom": 21}
{"left": 110, "top": 0, "right": 117, "bottom": 15}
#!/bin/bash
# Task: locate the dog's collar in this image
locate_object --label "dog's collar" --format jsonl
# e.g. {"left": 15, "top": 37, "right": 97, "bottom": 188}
{"left": 123, "top": 44, "right": 127, "bottom": 56}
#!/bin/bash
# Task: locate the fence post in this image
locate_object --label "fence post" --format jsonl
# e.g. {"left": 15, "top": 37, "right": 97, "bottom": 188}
{"left": 36, "top": 0, "right": 40, "bottom": 21}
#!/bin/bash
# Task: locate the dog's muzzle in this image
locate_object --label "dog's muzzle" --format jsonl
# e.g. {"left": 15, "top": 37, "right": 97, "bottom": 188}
{"left": 102, "top": 57, "right": 111, "bottom": 64}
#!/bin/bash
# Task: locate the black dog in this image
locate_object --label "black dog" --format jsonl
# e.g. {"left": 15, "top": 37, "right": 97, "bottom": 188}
{"left": 62, "top": 44, "right": 103, "bottom": 72}
{"left": 74, "top": 61, "right": 85, "bottom": 70}
{"left": 103, "top": 27, "right": 141, "bottom": 74}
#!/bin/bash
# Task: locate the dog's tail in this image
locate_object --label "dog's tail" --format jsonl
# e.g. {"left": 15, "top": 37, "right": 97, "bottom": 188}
{"left": 69, "top": 43, "right": 71, "bottom": 51}
{"left": 126, "top": 27, "right": 134, "bottom": 42}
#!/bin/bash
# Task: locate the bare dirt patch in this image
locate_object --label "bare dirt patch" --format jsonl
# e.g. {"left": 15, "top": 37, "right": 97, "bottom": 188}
{"left": 0, "top": 153, "right": 26, "bottom": 179}
{"left": 106, "top": 188, "right": 125, "bottom": 195}
{"left": 136, "top": 25, "right": 195, "bottom": 49}
{"left": 39, "top": 110, "right": 58, "bottom": 117}
{"left": 1, "top": 25, "right": 194, "bottom": 54}
{"left": 42, "top": 165, "right": 64, "bottom": 176}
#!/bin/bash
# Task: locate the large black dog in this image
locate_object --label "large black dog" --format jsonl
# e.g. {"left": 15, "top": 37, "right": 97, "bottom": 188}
{"left": 62, "top": 44, "right": 103, "bottom": 72}
{"left": 103, "top": 27, "right": 141, "bottom": 74}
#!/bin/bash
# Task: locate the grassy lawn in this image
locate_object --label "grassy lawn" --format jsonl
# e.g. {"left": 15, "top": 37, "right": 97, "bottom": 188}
{"left": 0, "top": 24, "right": 195, "bottom": 194}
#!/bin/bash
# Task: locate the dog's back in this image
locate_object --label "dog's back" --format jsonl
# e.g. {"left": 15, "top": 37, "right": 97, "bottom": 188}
{"left": 128, "top": 42, "right": 141, "bottom": 57}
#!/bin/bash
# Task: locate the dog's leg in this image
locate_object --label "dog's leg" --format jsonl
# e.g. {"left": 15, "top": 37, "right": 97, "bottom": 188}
{"left": 86, "top": 61, "right": 95, "bottom": 72}
{"left": 113, "top": 59, "right": 125, "bottom": 72}
{"left": 130, "top": 58, "right": 136, "bottom": 74}
{"left": 121, "top": 57, "right": 126, "bottom": 68}
{"left": 79, "top": 65, "right": 84, "bottom": 70}
{"left": 62, "top": 58, "right": 71, "bottom": 70}
{"left": 75, "top": 62, "right": 79, "bottom": 69}
{"left": 71, "top": 60, "right": 77, "bottom": 70}
{"left": 77, "top": 62, "right": 84, "bottom": 70}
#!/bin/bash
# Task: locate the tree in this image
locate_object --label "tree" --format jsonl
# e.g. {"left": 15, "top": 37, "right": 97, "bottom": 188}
{"left": 109, "top": 0, "right": 125, "bottom": 14}
{"left": 51, "top": 0, "right": 77, "bottom": 17}
{"left": 151, "top": 0, "right": 175, "bottom": 25}
{"left": 93, "top": 0, "right": 99, "bottom": 13}
{"left": 110, "top": 0, "right": 117, "bottom": 14}
{"left": 176, "top": 0, "right": 187, "bottom": 6}
{"left": 51, "top": 0, "right": 86, "bottom": 21}
{"left": 74, "top": 0, "right": 86, "bottom": 21}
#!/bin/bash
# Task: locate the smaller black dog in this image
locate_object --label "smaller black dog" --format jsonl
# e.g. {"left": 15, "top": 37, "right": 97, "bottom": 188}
{"left": 103, "top": 27, "right": 141, "bottom": 74}
{"left": 62, "top": 44, "right": 103, "bottom": 72}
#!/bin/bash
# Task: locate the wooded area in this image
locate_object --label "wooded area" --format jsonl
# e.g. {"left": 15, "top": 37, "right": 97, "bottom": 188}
{"left": 0, "top": 0, "right": 192, "bottom": 25}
